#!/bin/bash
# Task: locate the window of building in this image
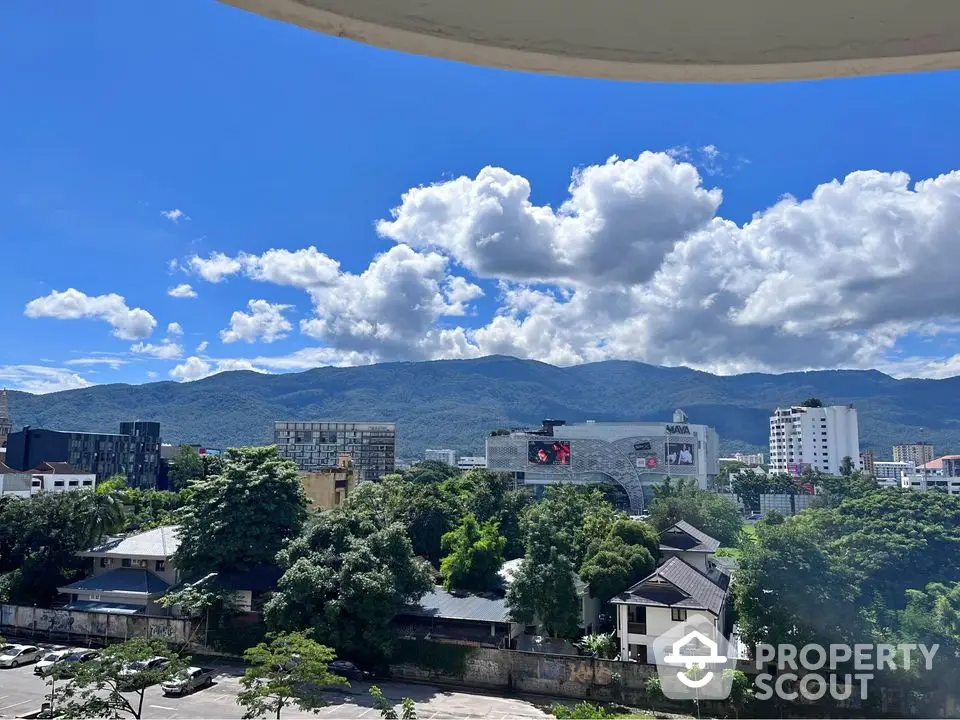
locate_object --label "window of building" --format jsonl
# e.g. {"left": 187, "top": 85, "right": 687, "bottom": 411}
{"left": 82, "top": 480, "right": 92, "bottom": 486}
{"left": 54, "top": 480, "right": 64, "bottom": 487}
{"left": 68, "top": 480, "right": 78, "bottom": 487}
{"left": 671, "top": 608, "right": 688, "bottom": 622}
{"left": 100, "top": 558, "right": 109, "bottom": 568}
{"left": 122, "top": 558, "right": 132, "bottom": 568}
{"left": 155, "top": 560, "right": 165, "bottom": 572}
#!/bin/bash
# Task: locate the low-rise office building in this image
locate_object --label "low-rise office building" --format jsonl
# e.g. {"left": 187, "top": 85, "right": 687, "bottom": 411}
{"left": 457, "top": 456, "right": 487, "bottom": 472}
{"left": 5, "top": 422, "right": 161, "bottom": 488}
{"left": 486, "top": 410, "right": 720, "bottom": 513}
{"left": 274, "top": 420, "right": 396, "bottom": 482}
{"left": 424, "top": 449, "right": 456, "bottom": 466}
{"left": 300, "top": 454, "right": 356, "bottom": 511}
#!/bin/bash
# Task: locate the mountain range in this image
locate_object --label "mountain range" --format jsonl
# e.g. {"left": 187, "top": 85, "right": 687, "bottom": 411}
{"left": 6, "top": 356, "right": 960, "bottom": 461}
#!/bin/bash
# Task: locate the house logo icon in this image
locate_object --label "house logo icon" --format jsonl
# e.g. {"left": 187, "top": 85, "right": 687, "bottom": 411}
{"left": 651, "top": 614, "right": 734, "bottom": 700}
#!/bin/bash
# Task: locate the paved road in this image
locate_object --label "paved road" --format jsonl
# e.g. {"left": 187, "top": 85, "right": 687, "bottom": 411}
{"left": 0, "top": 646, "right": 548, "bottom": 719}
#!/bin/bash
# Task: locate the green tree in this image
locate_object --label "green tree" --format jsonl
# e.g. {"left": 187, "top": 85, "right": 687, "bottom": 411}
{"left": 370, "top": 686, "right": 418, "bottom": 720}
{"left": 439, "top": 514, "right": 506, "bottom": 592}
{"left": 579, "top": 535, "right": 655, "bottom": 602}
{"left": 174, "top": 446, "right": 307, "bottom": 577}
{"left": 84, "top": 479, "right": 127, "bottom": 545}
{"left": 169, "top": 445, "right": 205, "bottom": 490}
{"left": 733, "top": 517, "right": 863, "bottom": 648}
{"left": 724, "top": 668, "right": 754, "bottom": 718}
{"left": 236, "top": 632, "right": 344, "bottom": 720}
{"left": 649, "top": 478, "right": 742, "bottom": 546}
{"left": 0, "top": 492, "right": 90, "bottom": 605}
{"left": 265, "top": 486, "right": 432, "bottom": 662}
{"left": 799, "top": 398, "right": 823, "bottom": 408}
{"left": 506, "top": 549, "right": 582, "bottom": 638}
{"left": 50, "top": 638, "right": 185, "bottom": 719}
{"left": 389, "top": 480, "right": 463, "bottom": 566}
{"left": 839, "top": 455, "right": 855, "bottom": 477}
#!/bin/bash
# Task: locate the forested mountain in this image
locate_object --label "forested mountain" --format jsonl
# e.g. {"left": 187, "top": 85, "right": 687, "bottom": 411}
{"left": 7, "top": 355, "right": 960, "bottom": 460}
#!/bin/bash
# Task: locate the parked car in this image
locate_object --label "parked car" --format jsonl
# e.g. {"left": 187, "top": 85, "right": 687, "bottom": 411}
{"left": 327, "top": 660, "right": 368, "bottom": 682}
{"left": 55, "top": 649, "right": 100, "bottom": 677}
{"left": 161, "top": 666, "right": 216, "bottom": 696}
{"left": 0, "top": 644, "right": 42, "bottom": 668}
{"left": 118, "top": 656, "right": 171, "bottom": 690}
{"left": 34, "top": 649, "right": 73, "bottom": 676}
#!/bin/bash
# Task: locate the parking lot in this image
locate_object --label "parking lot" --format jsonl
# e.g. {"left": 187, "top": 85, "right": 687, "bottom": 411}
{"left": 0, "top": 643, "right": 548, "bottom": 719}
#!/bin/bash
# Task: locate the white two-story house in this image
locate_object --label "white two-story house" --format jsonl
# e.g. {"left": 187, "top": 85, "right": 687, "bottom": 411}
{"left": 58, "top": 526, "right": 180, "bottom": 615}
{"left": 611, "top": 521, "right": 733, "bottom": 663}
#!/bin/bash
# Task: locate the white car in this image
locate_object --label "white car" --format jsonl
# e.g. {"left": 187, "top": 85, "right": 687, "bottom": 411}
{"left": 0, "top": 644, "right": 42, "bottom": 668}
{"left": 34, "top": 649, "right": 73, "bottom": 676}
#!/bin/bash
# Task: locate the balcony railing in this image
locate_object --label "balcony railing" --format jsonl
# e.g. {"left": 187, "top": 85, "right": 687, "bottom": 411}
{"left": 627, "top": 622, "right": 647, "bottom": 635}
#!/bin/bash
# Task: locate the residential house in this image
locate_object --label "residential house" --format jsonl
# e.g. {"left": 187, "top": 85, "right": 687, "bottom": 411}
{"left": 658, "top": 519, "right": 720, "bottom": 573}
{"left": 58, "top": 526, "right": 180, "bottom": 615}
{"left": 395, "top": 586, "right": 521, "bottom": 648}
{"left": 612, "top": 521, "right": 733, "bottom": 663}
{"left": 30, "top": 462, "right": 97, "bottom": 493}
{"left": 213, "top": 565, "right": 284, "bottom": 613}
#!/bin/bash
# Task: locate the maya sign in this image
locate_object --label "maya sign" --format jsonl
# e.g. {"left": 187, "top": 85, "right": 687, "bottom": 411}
{"left": 665, "top": 424, "right": 691, "bottom": 435}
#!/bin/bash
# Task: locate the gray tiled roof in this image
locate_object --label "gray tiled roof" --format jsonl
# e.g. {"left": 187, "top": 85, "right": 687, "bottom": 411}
{"left": 59, "top": 568, "right": 170, "bottom": 596}
{"left": 400, "top": 586, "right": 510, "bottom": 624}
{"left": 659, "top": 520, "right": 721, "bottom": 553}
{"left": 84, "top": 526, "right": 180, "bottom": 559}
{"left": 612, "top": 556, "right": 726, "bottom": 615}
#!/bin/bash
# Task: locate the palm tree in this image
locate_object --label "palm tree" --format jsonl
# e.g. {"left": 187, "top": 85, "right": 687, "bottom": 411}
{"left": 83, "top": 481, "right": 127, "bottom": 545}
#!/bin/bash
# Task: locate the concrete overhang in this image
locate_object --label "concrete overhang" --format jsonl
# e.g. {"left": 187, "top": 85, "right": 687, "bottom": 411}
{"left": 218, "top": 0, "right": 960, "bottom": 82}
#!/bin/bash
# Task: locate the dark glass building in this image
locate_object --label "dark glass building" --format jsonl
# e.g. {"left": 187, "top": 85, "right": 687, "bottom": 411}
{"left": 5, "top": 421, "right": 161, "bottom": 488}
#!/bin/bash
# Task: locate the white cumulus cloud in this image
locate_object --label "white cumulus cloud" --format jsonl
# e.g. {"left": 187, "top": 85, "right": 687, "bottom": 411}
{"left": 131, "top": 340, "right": 184, "bottom": 360}
{"left": 0, "top": 365, "right": 94, "bottom": 394}
{"left": 24, "top": 288, "right": 157, "bottom": 340}
{"left": 196, "top": 341, "right": 209, "bottom": 354}
{"left": 161, "top": 209, "right": 188, "bottom": 223}
{"left": 167, "top": 322, "right": 184, "bottom": 337}
{"left": 220, "top": 299, "right": 293, "bottom": 344}
{"left": 174, "top": 153, "right": 960, "bottom": 376}
{"left": 168, "top": 284, "right": 198, "bottom": 299}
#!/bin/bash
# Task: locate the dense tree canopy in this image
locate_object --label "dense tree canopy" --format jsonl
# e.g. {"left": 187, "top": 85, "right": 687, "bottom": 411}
{"left": 734, "top": 484, "right": 960, "bottom": 655}
{"left": 265, "top": 483, "right": 432, "bottom": 662}
{"left": 579, "top": 517, "right": 659, "bottom": 602}
{"left": 0, "top": 492, "right": 91, "bottom": 605}
{"left": 168, "top": 445, "right": 204, "bottom": 491}
{"left": 439, "top": 514, "right": 506, "bottom": 592}
{"left": 174, "top": 446, "right": 307, "bottom": 578}
{"left": 648, "top": 478, "right": 742, "bottom": 546}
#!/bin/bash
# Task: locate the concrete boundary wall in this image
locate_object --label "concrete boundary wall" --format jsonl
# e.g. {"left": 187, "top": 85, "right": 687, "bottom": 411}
{"left": 390, "top": 646, "right": 660, "bottom": 705}
{"left": 0, "top": 604, "right": 200, "bottom": 647}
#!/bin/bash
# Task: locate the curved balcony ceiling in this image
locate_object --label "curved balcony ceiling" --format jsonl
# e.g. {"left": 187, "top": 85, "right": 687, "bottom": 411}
{"left": 219, "top": 0, "right": 960, "bottom": 82}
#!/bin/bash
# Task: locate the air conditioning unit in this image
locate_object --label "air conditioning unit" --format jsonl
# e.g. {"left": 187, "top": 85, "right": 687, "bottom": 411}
{"left": 136, "top": 559, "right": 148, "bottom": 569}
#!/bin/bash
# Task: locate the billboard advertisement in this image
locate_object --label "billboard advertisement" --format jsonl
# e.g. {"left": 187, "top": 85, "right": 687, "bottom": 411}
{"left": 636, "top": 455, "right": 659, "bottom": 469}
{"left": 786, "top": 462, "right": 811, "bottom": 477}
{"left": 666, "top": 442, "right": 695, "bottom": 466}
{"left": 528, "top": 440, "right": 571, "bottom": 465}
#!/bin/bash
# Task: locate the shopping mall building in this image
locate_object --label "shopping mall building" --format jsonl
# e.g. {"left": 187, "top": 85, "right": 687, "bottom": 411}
{"left": 486, "top": 410, "right": 720, "bottom": 513}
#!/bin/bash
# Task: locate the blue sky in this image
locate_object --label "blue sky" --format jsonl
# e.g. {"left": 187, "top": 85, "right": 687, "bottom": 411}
{"left": 3, "top": 1, "right": 960, "bottom": 393}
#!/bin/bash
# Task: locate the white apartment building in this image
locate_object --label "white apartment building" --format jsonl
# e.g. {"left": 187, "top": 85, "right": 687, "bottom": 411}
{"left": 424, "top": 449, "right": 456, "bottom": 466}
{"left": 873, "top": 460, "right": 914, "bottom": 482}
{"left": 457, "top": 456, "right": 487, "bottom": 472}
{"left": 0, "top": 461, "right": 96, "bottom": 497}
{"left": 892, "top": 442, "right": 935, "bottom": 466}
{"left": 768, "top": 404, "right": 861, "bottom": 476}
